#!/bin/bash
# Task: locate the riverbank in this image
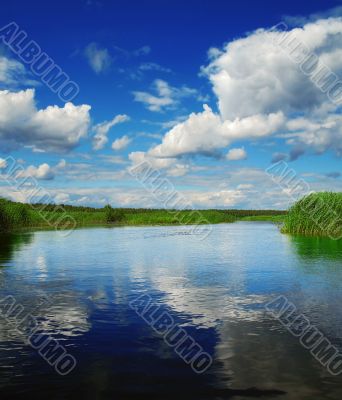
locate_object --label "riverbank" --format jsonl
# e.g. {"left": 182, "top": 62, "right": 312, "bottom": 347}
{"left": 0, "top": 198, "right": 286, "bottom": 232}
{"left": 1, "top": 193, "right": 342, "bottom": 237}
{"left": 282, "top": 192, "right": 342, "bottom": 239}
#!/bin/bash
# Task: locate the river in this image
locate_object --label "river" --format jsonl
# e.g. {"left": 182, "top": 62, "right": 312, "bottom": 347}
{"left": 0, "top": 222, "right": 341, "bottom": 399}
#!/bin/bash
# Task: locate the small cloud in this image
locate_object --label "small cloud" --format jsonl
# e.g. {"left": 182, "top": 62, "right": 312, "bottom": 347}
{"left": 0, "top": 55, "right": 39, "bottom": 88}
{"left": 138, "top": 62, "right": 171, "bottom": 73}
{"left": 197, "top": 93, "right": 210, "bottom": 102}
{"left": 325, "top": 172, "right": 341, "bottom": 179}
{"left": 16, "top": 159, "right": 67, "bottom": 181}
{"left": 99, "top": 155, "right": 127, "bottom": 164}
{"left": 136, "top": 131, "right": 163, "bottom": 140}
{"left": 24, "top": 145, "right": 46, "bottom": 153}
{"left": 112, "top": 135, "right": 132, "bottom": 151}
{"left": 54, "top": 192, "right": 71, "bottom": 204}
{"left": 207, "top": 47, "right": 223, "bottom": 60}
{"left": 76, "top": 196, "right": 90, "bottom": 204}
{"left": 237, "top": 184, "right": 254, "bottom": 190}
{"left": 167, "top": 163, "right": 189, "bottom": 177}
{"left": 283, "top": 6, "right": 342, "bottom": 27}
{"left": 289, "top": 147, "right": 305, "bottom": 161}
{"left": 18, "top": 163, "right": 55, "bottom": 180}
{"left": 92, "top": 114, "right": 130, "bottom": 150}
{"left": 56, "top": 159, "right": 67, "bottom": 169}
{"left": 113, "top": 44, "right": 151, "bottom": 61}
{"left": 271, "top": 152, "right": 288, "bottom": 163}
{"left": 133, "top": 45, "right": 151, "bottom": 56}
{"left": 132, "top": 79, "right": 197, "bottom": 112}
{"left": 84, "top": 42, "right": 112, "bottom": 74}
{"left": 226, "top": 147, "right": 247, "bottom": 161}
{"left": 0, "top": 158, "right": 7, "bottom": 169}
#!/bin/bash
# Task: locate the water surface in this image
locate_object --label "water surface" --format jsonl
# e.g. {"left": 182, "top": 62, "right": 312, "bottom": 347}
{"left": 0, "top": 222, "right": 341, "bottom": 399}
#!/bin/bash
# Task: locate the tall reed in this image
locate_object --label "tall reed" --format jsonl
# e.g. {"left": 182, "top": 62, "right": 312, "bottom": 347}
{"left": 282, "top": 192, "right": 342, "bottom": 238}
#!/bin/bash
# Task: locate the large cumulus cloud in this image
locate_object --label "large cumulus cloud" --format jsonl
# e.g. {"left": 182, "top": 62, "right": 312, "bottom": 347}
{"left": 0, "top": 89, "right": 91, "bottom": 152}
{"left": 130, "top": 16, "right": 342, "bottom": 173}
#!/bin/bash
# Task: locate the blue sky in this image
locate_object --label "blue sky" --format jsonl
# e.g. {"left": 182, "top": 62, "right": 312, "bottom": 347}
{"left": 0, "top": 0, "right": 341, "bottom": 209}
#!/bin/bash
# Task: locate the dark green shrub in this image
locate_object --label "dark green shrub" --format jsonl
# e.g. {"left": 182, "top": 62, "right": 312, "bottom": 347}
{"left": 104, "top": 205, "right": 125, "bottom": 223}
{"left": 0, "top": 202, "right": 10, "bottom": 230}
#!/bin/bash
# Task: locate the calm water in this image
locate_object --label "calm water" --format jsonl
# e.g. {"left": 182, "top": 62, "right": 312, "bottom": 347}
{"left": 0, "top": 222, "right": 342, "bottom": 399}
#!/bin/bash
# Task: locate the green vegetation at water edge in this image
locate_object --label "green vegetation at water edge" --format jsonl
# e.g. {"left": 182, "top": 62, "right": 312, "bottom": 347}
{"left": 0, "top": 199, "right": 31, "bottom": 229}
{"left": 282, "top": 192, "right": 342, "bottom": 239}
{"left": 240, "top": 215, "right": 285, "bottom": 223}
{"left": 0, "top": 198, "right": 286, "bottom": 231}
{"left": 2, "top": 192, "right": 341, "bottom": 239}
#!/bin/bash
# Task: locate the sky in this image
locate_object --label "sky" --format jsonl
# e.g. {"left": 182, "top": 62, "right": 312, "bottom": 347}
{"left": 0, "top": 0, "right": 341, "bottom": 209}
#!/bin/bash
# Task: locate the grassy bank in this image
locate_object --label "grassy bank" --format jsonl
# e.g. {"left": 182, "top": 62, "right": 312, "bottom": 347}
{"left": 2, "top": 193, "right": 341, "bottom": 238}
{"left": 282, "top": 192, "right": 342, "bottom": 238}
{"left": 0, "top": 198, "right": 286, "bottom": 232}
{"left": 240, "top": 215, "right": 285, "bottom": 223}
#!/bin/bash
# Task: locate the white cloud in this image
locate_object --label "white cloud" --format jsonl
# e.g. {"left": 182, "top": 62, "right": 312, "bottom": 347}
{"left": 111, "top": 135, "right": 131, "bottom": 150}
{"left": 128, "top": 150, "right": 191, "bottom": 178}
{"left": 113, "top": 44, "right": 151, "bottom": 59}
{"left": 0, "top": 158, "right": 7, "bottom": 169}
{"left": 226, "top": 147, "right": 247, "bottom": 161}
{"left": 84, "top": 42, "right": 112, "bottom": 74}
{"left": 3, "top": 162, "right": 342, "bottom": 209}
{"left": 0, "top": 56, "right": 24, "bottom": 84}
{"left": 285, "top": 114, "right": 342, "bottom": 155}
{"left": 185, "top": 189, "right": 246, "bottom": 208}
{"left": 17, "top": 159, "right": 67, "bottom": 181}
{"left": 54, "top": 192, "right": 71, "bottom": 204}
{"left": 92, "top": 114, "right": 130, "bottom": 150}
{"left": 133, "top": 45, "right": 151, "bottom": 56}
{"left": 148, "top": 105, "right": 284, "bottom": 158}
{"left": 99, "top": 155, "right": 127, "bottom": 164}
{"left": 237, "top": 183, "right": 254, "bottom": 189}
{"left": 129, "top": 62, "right": 172, "bottom": 81}
{"left": 199, "top": 17, "right": 342, "bottom": 158}
{"left": 56, "top": 159, "right": 67, "bottom": 169}
{"left": 167, "top": 163, "right": 190, "bottom": 177}
{"left": 132, "top": 79, "right": 197, "bottom": 112}
{"left": 129, "top": 151, "right": 175, "bottom": 170}
{"left": 0, "top": 89, "right": 91, "bottom": 152}
{"left": 19, "top": 163, "right": 54, "bottom": 180}
{"left": 203, "top": 18, "right": 342, "bottom": 120}
{"left": 271, "top": 152, "right": 288, "bottom": 163}
{"left": 0, "top": 56, "right": 38, "bottom": 87}
{"left": 283, "top": 6, "right": 342, "bottom": 26}
{"left": 138, "top": 62, "right": 171, "bottom": 73}
{"left": 129, "top": 16, "right": 342, "bottom": 171}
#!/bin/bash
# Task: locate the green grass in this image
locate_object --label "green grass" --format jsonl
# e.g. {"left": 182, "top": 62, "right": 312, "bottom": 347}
{"left": 2, "top": 193, "right": 341, "bottom": 239}
{"left": 0, "top": 197, "right": 286, "bottom": 232}
{"left": 241, "top": 215, "right": 285, "bottom": 223}
{"left": 282, "top": 192, "right": 342, "bottom": 238}
{"left": 0, "top": 198, "right": 30, "bottom": 229}
{"left": 121, "top": 210, "right": 237, "bottom": 225}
